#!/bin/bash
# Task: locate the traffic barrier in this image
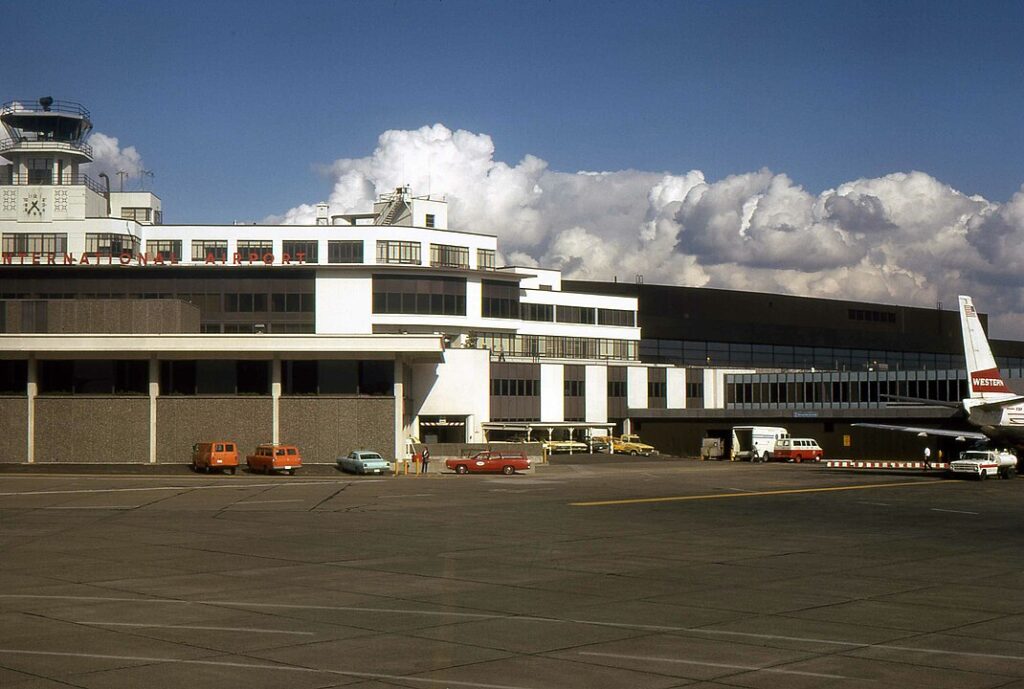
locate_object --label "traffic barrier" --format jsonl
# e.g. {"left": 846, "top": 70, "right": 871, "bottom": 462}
{"left": 825, "top": 460, "right": 949, "bottom": 470}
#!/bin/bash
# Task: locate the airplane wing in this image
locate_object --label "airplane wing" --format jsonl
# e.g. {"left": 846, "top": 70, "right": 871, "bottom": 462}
{"left": 851, "top": 423, "right": 988, "bottom": 442}
{"left": 879, "top": 394, "right": 962, "bottom": 409}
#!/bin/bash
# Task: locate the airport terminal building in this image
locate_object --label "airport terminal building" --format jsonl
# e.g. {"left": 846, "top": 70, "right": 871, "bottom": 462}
{"left": 0, "top": 97, "right": 1015, "bottom": 463}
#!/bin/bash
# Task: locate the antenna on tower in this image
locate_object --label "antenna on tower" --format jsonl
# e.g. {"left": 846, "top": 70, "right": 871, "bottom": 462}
{"left": 139, "top": 170, "right": 154, "bottom": 191}
{"left": 116, "top": 169, "right": 128, "bottom": 192}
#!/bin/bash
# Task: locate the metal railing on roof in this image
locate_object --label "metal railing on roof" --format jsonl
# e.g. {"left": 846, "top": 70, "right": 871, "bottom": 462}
{"left": 0, "top": 173, "right": 107, "bottom": 195}
{"left": 0, "top": 99, "right": 91, "bottom": 118}
{"left": 0, "top": 138, "right": 93, "bottom": 157}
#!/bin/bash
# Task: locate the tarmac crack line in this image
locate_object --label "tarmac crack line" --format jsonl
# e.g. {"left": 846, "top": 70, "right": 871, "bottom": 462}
{"left": 308, "top": 483, "right": 353, "bottom": 511}
{"left": 0, "top": 649, "right": 545, "bottom": 689}
{"left": 6, "top": 595, "right": 1024, "bottom": 664}
{"left": 570, "top": 479, "right": 950, "bottom": 507}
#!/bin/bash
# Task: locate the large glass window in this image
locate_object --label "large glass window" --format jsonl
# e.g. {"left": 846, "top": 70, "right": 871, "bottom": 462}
{"left": 38, "top": 360, "right": 147, "bottom": 395}
{"left": 430, "top": 243, "right": 469, "bottom": 269}
{"left": 376, "top": 240, "right": 421, "bottom": 265}
{"left": 556, "top": 305, "right": 596, "bottom": 324}
{"left": 86, "top": 233, "right": 139, "bottom": 257}
{"left": 328, "top": 240, "right": 364, "bottom": 264}
{"left": 145, "top": 239, "right": 181, "bottom": 261}
{"left": 0, "top": 360, "right": 27, "bottom": 393}
{"left": 477, "top": 248, "right": 496, "bottom": 270}
{"left": 121, "top": 207, "right": 153, "bottom": 223}
{"left": 27, "top": 158, "right": 52, "bottom": 184}
{"left": 237, "top": 240, "right": 273, "bottom": 262}
{"left": 282, "top": 240, "right": 318, "bottom": 263}
{"left": 270, "top": 292, "right": 315, "bottom": 312}
{"left": 192, "top": 240, "right": 227, "bottom": 262}
{"left": 2, "top": 233, "right": 67, "bottom": 254}
{"left": 597, "top": 308, "right": 635, "bottom": 327}
{"left": 159, "top": 360, "right": 270, "bottom": 395}
{"left": 521, "top": 302, "right": 554, "bottom": 322}
{"left": 372, "top": 275, "right": 466, "bottom": 316}
{"left": 482, "top": 280, "right": 520, "bottom": 319}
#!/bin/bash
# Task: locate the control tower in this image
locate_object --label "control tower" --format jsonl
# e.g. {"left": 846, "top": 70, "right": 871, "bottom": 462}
{"left": 0, "top": 96, "right": 110, "bottom": 223}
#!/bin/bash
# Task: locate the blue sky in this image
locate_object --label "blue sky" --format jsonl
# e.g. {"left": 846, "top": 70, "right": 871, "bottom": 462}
{"left": 4, "top": 0, "right": 1022, "bottom": 223}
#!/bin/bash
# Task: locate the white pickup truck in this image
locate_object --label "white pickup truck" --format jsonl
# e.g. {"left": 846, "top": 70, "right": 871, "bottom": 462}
{"left": 949, "top": 449, "right": 1018, "bottom": 480}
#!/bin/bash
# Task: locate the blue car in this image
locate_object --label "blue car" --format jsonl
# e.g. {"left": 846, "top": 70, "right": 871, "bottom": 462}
{"left": 337, "top": 450, "right": 392, "bottom": 475}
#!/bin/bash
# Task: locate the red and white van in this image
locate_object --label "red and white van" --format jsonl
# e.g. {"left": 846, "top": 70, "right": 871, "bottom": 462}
{"left": 772, "top": 438, "right": 823, "bottom": 463}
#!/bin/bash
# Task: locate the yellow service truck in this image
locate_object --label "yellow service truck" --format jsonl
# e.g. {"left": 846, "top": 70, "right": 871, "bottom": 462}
{"left": 609, "top": 434, "right": 658, "bottom": 456}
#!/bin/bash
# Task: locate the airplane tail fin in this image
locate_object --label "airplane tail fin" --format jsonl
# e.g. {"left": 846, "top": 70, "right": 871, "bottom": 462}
{"left": 959, "top": 295, "right": 1015, "bottom": 402}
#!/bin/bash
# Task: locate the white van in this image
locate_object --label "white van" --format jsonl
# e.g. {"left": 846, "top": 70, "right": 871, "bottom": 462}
{"left": 771, "top": 437, "right": 823, "bottom": 463}
{"left": 732, "top": 426, "right": 789, "bottom": 462}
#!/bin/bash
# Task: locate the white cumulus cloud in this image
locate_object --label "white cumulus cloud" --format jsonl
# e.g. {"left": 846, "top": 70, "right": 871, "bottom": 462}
{"left": 87, "top": 132, "right": 145, "bottom": 186}
{"left": 272, "top": 123, "right": 1024, "bottom": 338}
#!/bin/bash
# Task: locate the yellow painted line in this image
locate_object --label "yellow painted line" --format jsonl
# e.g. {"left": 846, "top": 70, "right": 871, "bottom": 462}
{"left": 571, "top": 479, "right": 948, "bottom": 507}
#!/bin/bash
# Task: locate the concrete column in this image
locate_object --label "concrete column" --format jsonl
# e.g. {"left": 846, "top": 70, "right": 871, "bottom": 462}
{"left": 393, "top": 358, "right": 404, "bottom": 460}
{"left": 26, "top": 357, "right": 36, "bottom": 464}
{"left": 148, "top": 356, "right": 158, "bottom": 463}
{"left": 271, "top": 357, "right": 281, "bottom": 444}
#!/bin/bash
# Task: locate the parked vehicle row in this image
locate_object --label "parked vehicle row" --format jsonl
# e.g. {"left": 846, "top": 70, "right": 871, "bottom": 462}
{"left": 190, "top": 442, "right": 302, "bottom": 475}
{"left": 700, "top": 426, "right": 824, "bottom": 463}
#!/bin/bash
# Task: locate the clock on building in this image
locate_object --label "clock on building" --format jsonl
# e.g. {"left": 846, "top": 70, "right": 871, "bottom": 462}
{"left": 20, "top": 191, "right": 48, "bottom": 221}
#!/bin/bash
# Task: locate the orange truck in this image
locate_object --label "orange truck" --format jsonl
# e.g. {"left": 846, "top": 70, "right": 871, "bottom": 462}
{"left": 246, "top": 443, "right": 302, "bottom": 475}
{"left": 191, "top": 441, "right": 239, "bottom": 474}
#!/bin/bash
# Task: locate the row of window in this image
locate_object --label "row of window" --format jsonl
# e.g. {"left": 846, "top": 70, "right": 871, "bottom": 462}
{"left": 372, "top": 275, "right": 467, "bottom": 316}
{"left": 14, "top": 359, "right": 394, "bottom": 396}
{"left": 491, "top": 378, "right": 540, "bottom": 397}
{"left": 191, "top": 240, "right": 319, "bottom": 263}
{"left": 2, "top": 233, "right": 67, "bottom": 254}
{"left": 0, "top": 235, "right": 495, "bottom": 269}
{"left": 475, "top": 333, "right": 638, "bottom": 361}
{"left": 222, "top": 292, "right": 315, "bottom": 313}
{"left": 849, "top": 308, "right": 897, "bottom": 324}
{"left": 726, "top": 375, "right": 969, "bottom": 408}
{"left": 641, "top": 338, "right": 973, "bottom": 371}
{"left": 201, "top": 323, "right": 316, "bottom": 334}
{"left": 2, "top": 233, "right": 140, "bottom": 258}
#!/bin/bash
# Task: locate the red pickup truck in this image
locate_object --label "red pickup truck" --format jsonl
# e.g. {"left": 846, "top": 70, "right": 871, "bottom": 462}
{"left": 446, "top": 451, "right": 531, "bottom": 475}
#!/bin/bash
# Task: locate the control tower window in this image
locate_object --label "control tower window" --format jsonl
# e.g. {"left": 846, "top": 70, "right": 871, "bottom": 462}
{"left": 425, "top": 214, "right": 435, "bottom": 228}
{"left": 27, "top": 158, "right": 53, "bottom": 185}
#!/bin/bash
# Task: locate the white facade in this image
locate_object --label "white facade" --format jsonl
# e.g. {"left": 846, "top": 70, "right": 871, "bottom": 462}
{"left": 1, "top": 98, "right": 698, "bottom": 455}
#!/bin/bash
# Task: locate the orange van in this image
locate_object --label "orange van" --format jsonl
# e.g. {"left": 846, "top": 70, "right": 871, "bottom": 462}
{"left": 191, "top": 441, "right": 239, "bottom": 474}
{"left": 246, "top": 443, "right": 302, "bottom": 475}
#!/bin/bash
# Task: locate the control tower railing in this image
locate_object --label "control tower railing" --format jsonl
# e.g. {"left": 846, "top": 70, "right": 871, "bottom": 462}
{"left": 0, "top": 138, "right": 93, "bottom": 157}
{"left": 0, "top": 99, "right": 91, "bottom": 118}
{"left": 0, "top": 173, "right": 108, "bottom": 196}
